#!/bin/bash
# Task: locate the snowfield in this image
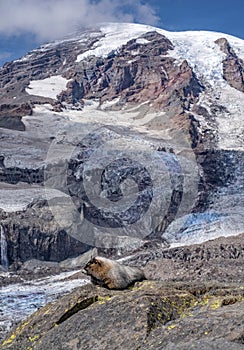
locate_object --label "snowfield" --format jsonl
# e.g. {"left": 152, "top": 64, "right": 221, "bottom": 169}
{"left": 75, "top": 23, "right": 244, "bottom": 151}
{"left": 26, "top": 75, "right": 70, "bottom": 99}
{"left": 76, "top": 23, "right": 154, "bottom": 62}
{"left": 41, "top": 22, "right": 244, "bottom": 151}
{"left": 75, "top": 23, "right": 244, "bottom": 88}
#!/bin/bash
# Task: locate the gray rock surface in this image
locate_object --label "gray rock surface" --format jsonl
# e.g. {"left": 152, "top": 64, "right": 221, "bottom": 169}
{"left": 1, "top": 233, "right": 243, "bottom": 349}
{"left": 215, "top": 37, "right": 244, "bottom": 92}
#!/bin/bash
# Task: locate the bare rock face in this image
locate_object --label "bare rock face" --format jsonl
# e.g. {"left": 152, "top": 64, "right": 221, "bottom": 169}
{"left": 3, "top": 286, "right": 243, "bottom": 350}
{"left": 0, "top": 103, "right": 32, "bottom": 130}
{"left": 215, "top": 37, "right": 244, "bottom": 92}
{"left": 0, "top": 115, "right": 25, "bottom": 131}
{"left": 0, "top": 29, "right": 103, "bottom": 130}
{"left": 0, "top": 200, "right": 90, "bottom": 265}
{"left": 59, "top": 31, "right": 203, "bottom": 111}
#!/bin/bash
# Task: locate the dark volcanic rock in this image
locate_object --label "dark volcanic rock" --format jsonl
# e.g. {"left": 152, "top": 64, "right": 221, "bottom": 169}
{"left": 0, "top": 166, "right": 44, "bottom": 184}
{"left": 0, "top": 115, "right": 25, "bottom": 131}
{"left": 60, "top": 31, "right": 204, "bottom": 113}
{"left": 0, "top": 200, "right": 91, "bottom": 265}
{"left": 0, "top": 102, "right": 32, "bottom": 130}
{"left": 215, "top": 37, "right": 244, "bottom": 92}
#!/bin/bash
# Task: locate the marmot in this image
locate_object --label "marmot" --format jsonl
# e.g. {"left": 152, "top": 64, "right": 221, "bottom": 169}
{"left": 83, "top": 256, "right": 146, "bottom": 290}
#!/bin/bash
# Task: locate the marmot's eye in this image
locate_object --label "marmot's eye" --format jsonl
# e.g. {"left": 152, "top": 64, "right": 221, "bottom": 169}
{"left": 94, "top": 258, "right": 102, "bottom": 266}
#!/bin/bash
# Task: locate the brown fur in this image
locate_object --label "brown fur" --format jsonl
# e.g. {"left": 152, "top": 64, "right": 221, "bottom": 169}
{"left": 83, "top": 256, "right": 146, "bottom": 290}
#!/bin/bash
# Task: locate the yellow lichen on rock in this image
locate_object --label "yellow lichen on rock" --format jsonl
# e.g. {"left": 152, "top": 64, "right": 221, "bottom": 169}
{"left": 2, "top": 334, "right": 16, "bottom": 346}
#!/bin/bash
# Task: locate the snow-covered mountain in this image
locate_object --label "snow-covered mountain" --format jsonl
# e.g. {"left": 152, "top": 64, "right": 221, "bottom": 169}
{"left": 0, "top": 23, "right": 243, "bottom": 266}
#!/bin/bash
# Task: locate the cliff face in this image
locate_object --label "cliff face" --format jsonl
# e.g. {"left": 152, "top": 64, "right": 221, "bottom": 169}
{"left": 0, "top": 23, "right": 243, "bottom": 266}
{"left": 215, "top": 37, "right": 244, "bottom": 92}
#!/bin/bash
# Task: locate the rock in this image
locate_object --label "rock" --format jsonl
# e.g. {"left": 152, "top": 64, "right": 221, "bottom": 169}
{"left": 20, "top": 259, "right": 60, "bottom": 274}
{"left": 0, "top": 102, "right": 32, "bottom": 131}
{"left": 1, "top": 280, "right": 243, "bottom": 350}
{"left": 0, "top": 115, "right": 25, "bottom": 131}
{"left": 96, "top": 233, "right": 144, "bottom": 257}
{"left": 215, "top": 38, "right": 244, "bottom": 92}
{"left": 1, "top": 233, "right": 243, "bottom": 349}
{"left": 0, "top": 201, "right": 91, "bottom": 265}
{"left": 0, "top": 167, "right": 44, "bottom": 184}
{"left": 59, "top": 31, "right": 203, "bottom": 112}
{"left": 125, "top": 233, "right": 244, "bottom": 284}
{"left": 59, "top": 248, "right": 98, "bottom": 269}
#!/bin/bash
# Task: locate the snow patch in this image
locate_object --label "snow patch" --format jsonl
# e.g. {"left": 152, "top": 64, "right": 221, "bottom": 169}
{"left": 127, "top": 59, "right": 136, "bottom": 64}
{"left": 136, "top": 38, "right": 150, "bottom": 44}
{"left": 26, "top": 75, "right": 70, "bottom": 99}
{"left": 76, "top": 23, "right": 152, "bottom": 62}
{"left": 76, "top": 23, "right": 244, "bottom": 90}
{"left": 99, "top": 97, "right": 120, "bottom": 110}
{"left": 64, "top": 99, "right": 161, "bottom": 131}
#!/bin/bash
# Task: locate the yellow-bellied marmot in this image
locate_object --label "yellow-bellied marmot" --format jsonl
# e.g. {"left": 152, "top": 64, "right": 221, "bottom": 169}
{"left": 83, "top": 256, "right": 145, "bottom": 290}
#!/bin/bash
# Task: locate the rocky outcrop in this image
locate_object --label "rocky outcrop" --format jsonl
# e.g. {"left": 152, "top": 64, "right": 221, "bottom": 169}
{"left": 0, "top": 103, "right": 32, "bottom": 130}
{"left": 0, "top": 115, "right": 25, "bottom": 131}
{"left": 215, "top": 37, "right": 244, "bottom": 92}
{"left": 0, "top": 31, "right": 101, "bottom": 92}
{"left": 0, "top": 200, "right": 91, "bottom": 266}
{"left": 0, "top": 29, "right": 104, "bottom": 130}
{"left": 0, "top": 103, "right": 32, "bottom": 118}
{"left": 0, "top": 165, "right": 44, "bottom": 184}
{"left": 59, "top": 31, "right": 203, "bottom": 113}
{"left": 1, "top": 263, "right": 243, "bottom": 349}
{"left": 1, "top": 231, "right": 243, "bottom": 349}
{"left": 127, "top": 233, "right": 244, "bottom": 284}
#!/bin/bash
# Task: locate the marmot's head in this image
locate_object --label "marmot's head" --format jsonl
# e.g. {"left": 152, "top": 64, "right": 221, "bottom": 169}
{"left": 84, "top": 257, "right": 107, "bottom": 278}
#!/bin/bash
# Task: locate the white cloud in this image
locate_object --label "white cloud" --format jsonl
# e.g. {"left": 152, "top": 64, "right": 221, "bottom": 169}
{"left": 0, "top": 0, "right": 159, "bottom": 41}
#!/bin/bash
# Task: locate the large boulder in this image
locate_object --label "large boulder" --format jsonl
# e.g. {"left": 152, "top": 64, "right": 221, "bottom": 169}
{"left": 1, "top": 233, "right": 243, "bottom": 349}
{"left": 1, "top": 280, "right": 243, "bottom": 350}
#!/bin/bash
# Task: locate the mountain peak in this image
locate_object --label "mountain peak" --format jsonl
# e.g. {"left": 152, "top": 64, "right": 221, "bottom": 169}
{"left": 0, "top": 22, "right": 243, "bottom": 264}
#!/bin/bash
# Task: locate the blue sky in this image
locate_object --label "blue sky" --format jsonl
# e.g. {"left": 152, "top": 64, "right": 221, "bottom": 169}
{"left": 0, "top": 0, "right": 243, "bottom": 67}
